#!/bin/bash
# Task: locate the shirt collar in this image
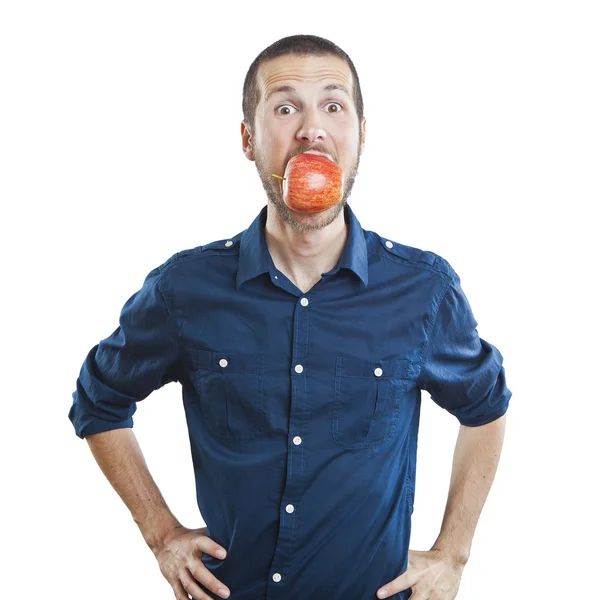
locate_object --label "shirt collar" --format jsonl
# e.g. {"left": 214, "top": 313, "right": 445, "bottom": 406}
{"left": 236, "top": 203, "right": 369, "bottom": 290}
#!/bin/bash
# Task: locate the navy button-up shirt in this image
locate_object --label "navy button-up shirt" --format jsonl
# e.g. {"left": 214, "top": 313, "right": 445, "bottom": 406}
{"left": 69, "top": 203, "right": 511, "bottom": 600}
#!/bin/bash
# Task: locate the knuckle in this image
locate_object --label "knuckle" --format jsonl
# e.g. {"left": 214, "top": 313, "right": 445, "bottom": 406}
{"left": 180, "top": 571, "right": 210, "bottom": 600}
{"left": 188, "top": 564, "right": 210, "bottom": 587}
{"left": 175, "top": 591, "right": 188, "bottom": 600}
{"left": 189, "top": 565, "right": 225, "bottom": 598}
{"left": 180, "top": 576, "right": 197, "bottom": 595}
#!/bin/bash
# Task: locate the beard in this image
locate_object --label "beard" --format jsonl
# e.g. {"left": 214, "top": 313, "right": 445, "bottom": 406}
{"left": 253, "top": 138, "right": 362, "bottom": 233}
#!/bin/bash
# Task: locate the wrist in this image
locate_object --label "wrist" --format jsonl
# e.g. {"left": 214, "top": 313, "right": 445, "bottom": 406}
{"left": 138, "top": 515, "right": 182, "bottom": 554}
{"left": 430, "top": 543, "right": 470, "bottom": 568}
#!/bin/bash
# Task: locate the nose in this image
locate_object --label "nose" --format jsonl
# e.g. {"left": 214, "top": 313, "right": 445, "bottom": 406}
{"left": 296, "top": 106, "right": 327, "bottom": 145}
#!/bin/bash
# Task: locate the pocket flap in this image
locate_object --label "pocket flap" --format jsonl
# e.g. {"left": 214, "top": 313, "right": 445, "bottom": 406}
{"left": 337, "top": 356, "right": 413, "bottom": 379}
{"left": 187, "top": 348, "right": 262, "bottom": 373}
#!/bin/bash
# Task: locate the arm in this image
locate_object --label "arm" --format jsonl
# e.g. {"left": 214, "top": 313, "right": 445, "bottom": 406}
{"left": 431, "top": 413, "right": 507, "bottom": 567}
{"left": 71, "top": 267, "right": 231, "bottom": 599}
{"left": 87, "top": 428, "right": 232, "bottom": 599}
{"left": 376, "top": 414, "right": 507, "bottom": 599}
{"left": 377, "top": 268, "right": 512, "bottom": 599}
{"left": 85, "top": 427, "right": 181, "bottom": 553}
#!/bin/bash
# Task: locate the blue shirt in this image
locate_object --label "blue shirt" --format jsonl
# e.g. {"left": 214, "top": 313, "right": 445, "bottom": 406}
{"left": 69, "top": 203, "right": 511, "bottom": 600}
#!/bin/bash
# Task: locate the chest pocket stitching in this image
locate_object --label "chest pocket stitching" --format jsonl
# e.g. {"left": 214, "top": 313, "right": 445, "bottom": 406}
{"left": 333, "top": 356, "right": 413, "bottom": 450}
{"left": 190, "top": 348, "right": 266, "bottom": 443}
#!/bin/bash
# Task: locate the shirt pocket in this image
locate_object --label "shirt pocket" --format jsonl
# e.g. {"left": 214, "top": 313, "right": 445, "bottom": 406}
{"left": 189, "top": 348, "right": 266, "bottom": 444}
{"left": 332, "top": 356, "right": 413, "bottom": 450}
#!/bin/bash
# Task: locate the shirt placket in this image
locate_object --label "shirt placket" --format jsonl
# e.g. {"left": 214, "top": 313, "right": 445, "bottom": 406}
{"left": 265, "top": 291, "right": 311, "bottom": 598}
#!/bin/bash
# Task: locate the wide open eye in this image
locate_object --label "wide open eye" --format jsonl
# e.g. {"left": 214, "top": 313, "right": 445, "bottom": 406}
{"left": 276, "top": 105, "right": 297, "bottom": 116}
{"left": 325, "top": 102, "right": 343, "bottom": 113}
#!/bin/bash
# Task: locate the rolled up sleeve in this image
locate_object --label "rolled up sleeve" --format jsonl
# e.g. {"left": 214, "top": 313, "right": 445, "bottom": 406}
{"left": 418, "top": 272, "right": 512, "bottom": 427}
{"left": 68, "top": 266, "right": 181, "bottom": 439}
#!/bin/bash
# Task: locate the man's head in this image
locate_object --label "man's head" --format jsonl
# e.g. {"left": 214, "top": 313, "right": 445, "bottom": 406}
{"left": 241, "top": 35, "right": 367, "bottom": 232}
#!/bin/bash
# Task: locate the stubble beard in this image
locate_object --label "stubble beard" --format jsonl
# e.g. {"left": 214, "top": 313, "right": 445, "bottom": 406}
{"left": 253, "top": 138, "right": 362, "bottom": 233}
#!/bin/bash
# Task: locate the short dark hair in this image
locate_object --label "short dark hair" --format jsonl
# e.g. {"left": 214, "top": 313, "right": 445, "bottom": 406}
{"left": 242, "top": 34, "right": 364, "bottom": 133}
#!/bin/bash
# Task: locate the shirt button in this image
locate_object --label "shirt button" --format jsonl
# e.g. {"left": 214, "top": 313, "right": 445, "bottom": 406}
{"left": 225, "top": 240, "right": 233, "bottom": 247}
{"left": 285, "top": 504, "right": 295, "bottom": 513}
{"left": 300, "top": 297, "right": 309, "bottom": 306}
{"left": 374, "top": 367, "right": 383, "bottom": 377}
{"left": 293, "top": 436, "right": 302, "bottom": 445}
{"left": 294, "top": 364, "right": 304, "bottom": 374}
{"left": 385, "top": 240, "right": 393, "bottom": 249}
{"left": 272, "top": 573, "right": 282, "bottom": 583}
{"left": 219, "top": 359, "right": 228, "bottom": 368}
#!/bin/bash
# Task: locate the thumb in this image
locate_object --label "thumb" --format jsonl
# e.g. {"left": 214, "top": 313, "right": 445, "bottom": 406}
{"left": 193, "top": 534, "right": 228, "bottom": 559}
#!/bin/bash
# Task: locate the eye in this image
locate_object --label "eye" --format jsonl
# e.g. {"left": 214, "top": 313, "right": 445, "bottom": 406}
{"left": 276, "top": 105, "right": 297, "bottom": 116}
{"left": 325, "top": 102, "right": 343, "bottom": 113}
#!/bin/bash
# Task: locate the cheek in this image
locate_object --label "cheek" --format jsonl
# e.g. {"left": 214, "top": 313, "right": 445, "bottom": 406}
{"left": 341, "top": 135, "right": 359, "bottom": 160}
{"left": 267, "top": 130, "right": 292, "bottom": 155}
{"left": 255, "top": 140, "right": 285, "bottom": 174}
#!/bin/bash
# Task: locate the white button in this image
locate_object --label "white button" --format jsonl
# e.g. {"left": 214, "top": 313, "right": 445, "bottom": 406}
{"left": 374, "top": 367, "right": 383, "bottom": 377}
{"left": 219, "top": 359, "right": 228, "bottom": 368}
{"left": 385, "top": 240, "right": 393, "bottom": 248}
{"left": 274, "top": 275, "right": 278, "bottom": 279}
{"left": 293, "top": 436, "right": 302, "bottom": 445}
{"left": 225, "top": 240, "right": 233, "bottom": 247}
{"left": 294, "top": 364, "right": 304, "bottom": 373}
{"left": 300, "top": 297, "right": 309, "bottom": 306}
{"left": 272, "top": 573, "right": 282, "bottom": 582}
{"left": 285, "top": 504, "right": 295, "bottom": 513}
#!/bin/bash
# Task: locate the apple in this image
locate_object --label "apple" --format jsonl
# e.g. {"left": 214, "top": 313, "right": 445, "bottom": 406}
{"left": 272, "top": 152, "right": 344, "bottom": 214}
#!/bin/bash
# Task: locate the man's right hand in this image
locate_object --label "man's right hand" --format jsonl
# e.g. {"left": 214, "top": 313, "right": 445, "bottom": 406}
{"left": 153, "top": 525, "right": 231, "bottom": 600}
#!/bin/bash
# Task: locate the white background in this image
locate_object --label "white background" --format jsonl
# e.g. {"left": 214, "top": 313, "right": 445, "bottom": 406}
{"left": 1, "top": 1, "right": 598, "bottom": 598}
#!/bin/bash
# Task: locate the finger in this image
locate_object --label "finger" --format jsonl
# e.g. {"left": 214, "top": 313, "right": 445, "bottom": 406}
{"left": 377, "top": 571, "right": 420, "bottom": 598}
{"left": 408, "top": 590, "right": 427, "bottom": 600}
{"left": 193, "top": 535, "right": 228, "bottom": 560}
{"left": 180, "top": 568, "right": 216, "bottom": 600}
{"left": 171, "top": 577, "right": 192, "bottom": 600}
{"left": 188, "top": 562, "right": 231, "bottom": 599}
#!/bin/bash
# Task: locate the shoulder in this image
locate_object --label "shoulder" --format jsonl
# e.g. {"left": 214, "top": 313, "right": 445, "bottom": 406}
{"left": 155, "top": 232, "right": 244, "bottom": 275}
{"left": 364, "top": 229, "right": 457, "bottom": 283}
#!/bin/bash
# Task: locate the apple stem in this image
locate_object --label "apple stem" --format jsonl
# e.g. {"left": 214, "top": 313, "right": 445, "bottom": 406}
{"left": 271, "top": 174, "right": 286, "bottom": 180}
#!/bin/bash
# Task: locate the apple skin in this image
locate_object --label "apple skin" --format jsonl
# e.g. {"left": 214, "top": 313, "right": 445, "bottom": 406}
{"left": 282, "top": 153, "right": 344, "bottom": 214}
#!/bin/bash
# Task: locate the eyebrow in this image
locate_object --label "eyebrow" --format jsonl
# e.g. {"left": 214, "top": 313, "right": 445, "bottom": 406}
{"left": 265, "top": 83, "right": 351, "bottom": 103}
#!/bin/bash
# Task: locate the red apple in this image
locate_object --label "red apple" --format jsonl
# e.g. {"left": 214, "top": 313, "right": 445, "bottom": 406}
{"left": 273, "top": 152, "right": 344, "bottom": 214}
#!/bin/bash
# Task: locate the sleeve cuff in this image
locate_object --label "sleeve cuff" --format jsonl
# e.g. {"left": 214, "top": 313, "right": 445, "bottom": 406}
{"left": 76, "top": 418, "right": 134, "bottom": 440}
{"left": 456, "top": 391, "right": 511, "bottom": 427}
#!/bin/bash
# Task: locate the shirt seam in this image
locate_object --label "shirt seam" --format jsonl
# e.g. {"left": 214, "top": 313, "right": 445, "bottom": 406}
{"left": 159, "top": 249, "right": 240, "bottom": 276}
{"left": 366, "top": 248, "right": 453, "bottom": 282}
{"left": 416, "top": 276, "right": 455, "bottom": 388}
{"left": 156, "top": 271, "right": 184, "bottom": 375}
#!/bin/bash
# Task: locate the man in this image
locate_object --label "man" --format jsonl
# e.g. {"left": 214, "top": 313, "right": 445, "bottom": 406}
{"left": 69, "top": 34, "right": 511, "bottom": 600}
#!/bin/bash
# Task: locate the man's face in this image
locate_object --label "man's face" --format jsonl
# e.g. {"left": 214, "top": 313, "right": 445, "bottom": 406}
{"left": 242, "top": 53, "right": 366, "bottom": 232}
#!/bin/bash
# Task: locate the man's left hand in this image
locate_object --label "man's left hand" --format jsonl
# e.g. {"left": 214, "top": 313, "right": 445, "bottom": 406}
{"left": 376, "top": 548, "right": 465, "bottom": 599}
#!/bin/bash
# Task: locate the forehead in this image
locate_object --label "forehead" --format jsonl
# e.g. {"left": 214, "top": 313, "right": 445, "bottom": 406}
{"left": 256, "top": 54, "right": 353, "bottom": 102}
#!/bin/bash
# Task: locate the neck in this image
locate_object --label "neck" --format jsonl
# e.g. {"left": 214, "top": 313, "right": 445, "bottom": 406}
{"left": 264, "top": 204, "right": 348, "bottom": 293}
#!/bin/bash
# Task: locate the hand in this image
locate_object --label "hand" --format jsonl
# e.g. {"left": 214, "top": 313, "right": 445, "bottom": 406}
{"left": 152, "top": 524, "right": 231, "bottom": 600}
{"left": 376, "top": 548, "right": 465, "bottom": 599}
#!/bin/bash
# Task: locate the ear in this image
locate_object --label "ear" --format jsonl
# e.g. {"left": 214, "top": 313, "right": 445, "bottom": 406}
{"left": 241, "top": 121, "right": 255, "bottom": 161}
{"left": 359, "top": 117, "right": 366, "bottom": 156}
